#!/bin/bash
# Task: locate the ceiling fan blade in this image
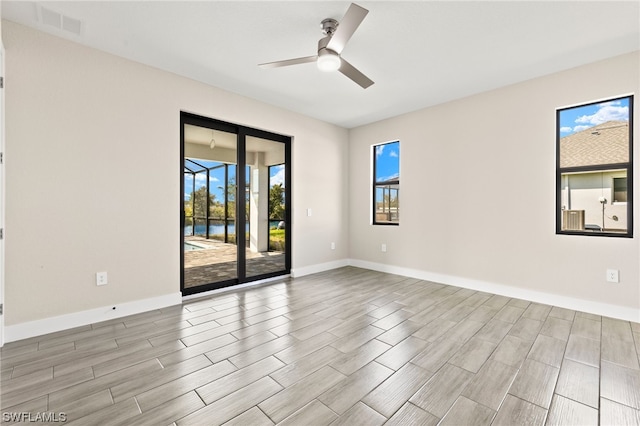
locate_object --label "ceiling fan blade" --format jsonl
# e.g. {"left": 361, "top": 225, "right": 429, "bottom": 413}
{"left": 259, "top": 55, "right": 317, "bottom": 69}
{"left": 326, "top": 3, "right": 368, "bottom": 54}
{"left": 339, "top": 58, "right": 374, "bottom": 89}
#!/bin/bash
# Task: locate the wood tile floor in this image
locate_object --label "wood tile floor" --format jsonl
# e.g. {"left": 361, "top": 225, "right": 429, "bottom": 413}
{"left": 1, "top": 267, "right": 640, "bottom": 425}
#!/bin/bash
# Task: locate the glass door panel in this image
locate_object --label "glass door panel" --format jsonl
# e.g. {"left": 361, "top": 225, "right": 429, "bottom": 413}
{"left": 245, "top": 136, "right": 287, "bottom": 279}
{"left": 183, "top": 123, "right": 238, "bottom": 290}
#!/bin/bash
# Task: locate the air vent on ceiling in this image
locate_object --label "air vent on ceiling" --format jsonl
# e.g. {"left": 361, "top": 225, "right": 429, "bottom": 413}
{"left": 37, "top": 4, "right": 82, "bottom": 36}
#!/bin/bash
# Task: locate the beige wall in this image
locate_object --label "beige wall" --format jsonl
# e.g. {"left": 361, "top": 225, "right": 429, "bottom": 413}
{"left": 3, "top": 21, "right": 349, "bottom": 326}
{"left": 3, "top": 19, "right": 638, "bottom": 332}
{"left": 349, "top": 51, "right": 639, "bottom": 317}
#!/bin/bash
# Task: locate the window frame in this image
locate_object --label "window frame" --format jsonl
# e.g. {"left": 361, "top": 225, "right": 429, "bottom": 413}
{"left": 372, "top": 140, "right": 400, "bottom": 226}
{"left": 555, "top": 95, "right": 634, "bottom": 238}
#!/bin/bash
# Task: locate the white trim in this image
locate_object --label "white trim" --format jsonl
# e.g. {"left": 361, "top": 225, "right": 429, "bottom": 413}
{"left": 290, "top": 259, "right": 350, "bottom": 278}
{"left": 348, "top": 259, "right": 640, "bottom": 323}
{"left": 0, "top": 42, "right": 5, "bottom": 347}
{"left": 182, "top": 275, "right": 290, "bottom": 301}
{"left": 4, "top": 292, "right": 182, "bottom": 343}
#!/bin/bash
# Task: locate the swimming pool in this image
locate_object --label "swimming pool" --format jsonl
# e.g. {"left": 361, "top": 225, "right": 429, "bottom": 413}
{"left": 184, "top": 242, "right": 205, "bottom": 251}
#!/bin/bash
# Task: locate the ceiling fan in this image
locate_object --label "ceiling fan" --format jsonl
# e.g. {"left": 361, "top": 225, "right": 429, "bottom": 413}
{"left": 259, "top": 3, "right": 374, "bottom": 89}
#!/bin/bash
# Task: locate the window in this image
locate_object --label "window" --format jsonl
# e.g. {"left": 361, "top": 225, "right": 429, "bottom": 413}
{"left": 556, "top": 95, "right": 633, "bottom": 237}
{"left": 373, "top": 141, "right": 400, "bottom": 225}
{"left": 613, "top": 177, "right": 627, "bottom": 203}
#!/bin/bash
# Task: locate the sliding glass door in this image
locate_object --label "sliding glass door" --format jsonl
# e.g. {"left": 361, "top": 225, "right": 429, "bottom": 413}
{"left": 180, "top": 113, "right": 291, "bottom": 295}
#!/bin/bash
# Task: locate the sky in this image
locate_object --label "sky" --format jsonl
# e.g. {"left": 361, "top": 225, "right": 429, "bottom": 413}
{"left": 559, "top": 96, "right": 630, "bottom": 136}
{"left": 375, "top": 141, "right": 400, "bottom": 183}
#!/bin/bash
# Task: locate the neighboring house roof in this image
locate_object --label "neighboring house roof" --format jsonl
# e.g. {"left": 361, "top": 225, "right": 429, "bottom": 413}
{"left": 560, "top": 120, "right": 629, "bottom": 168}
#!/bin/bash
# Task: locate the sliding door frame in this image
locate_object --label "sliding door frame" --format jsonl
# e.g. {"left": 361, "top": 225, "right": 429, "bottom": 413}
{"left": 180, "top": 112, "right": 291, "bottom": 296}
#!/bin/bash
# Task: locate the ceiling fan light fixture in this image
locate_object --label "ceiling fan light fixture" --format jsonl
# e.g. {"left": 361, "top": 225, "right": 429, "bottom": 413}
{"left": 317, "top": 49, "right": 341, "bottom": 72}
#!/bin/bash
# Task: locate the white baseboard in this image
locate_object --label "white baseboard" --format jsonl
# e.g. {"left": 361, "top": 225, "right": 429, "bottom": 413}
{"left": 349, "top": 259, "right": 640, "bottom": 323}
{"left": 5, "top": 259, "right": 637, "bottom": 344}
{"left": 291, "top": 259, "right": 350, "bottom": 278}
{"left": 4, "top": 292, "right": 182, "bottom": 343}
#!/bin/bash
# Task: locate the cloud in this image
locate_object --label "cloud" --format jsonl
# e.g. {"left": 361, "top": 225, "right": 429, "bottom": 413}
{"left": 575, "top": 104, "right": 629, "bottom": 126}
{"left": 270, "top": 165, "right": 285, "bottom": 187}
{"left": 192, "top": 173, "right": 219, "bottom": 185}
{"left": 375, "top": 145, "right": 385, "bottom": 157}
{"left": 560, "top": 126, "right": 573, "bottom": 133}
{"left": 572, "top": 125, "right": 591, "bottom": 133}
{"left": 389, "top": 150, "right": 398, "bottom": 158}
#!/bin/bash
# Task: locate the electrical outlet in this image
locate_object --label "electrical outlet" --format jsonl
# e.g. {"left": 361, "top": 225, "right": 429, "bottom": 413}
{"left": 606, "top": 269, "right": 619, "bottom": 283}
{"left": 381, "top": 243, "right": 387, "bottom": 252}
{"left": 96, "top": 271, "right": 108, "bottom": 286}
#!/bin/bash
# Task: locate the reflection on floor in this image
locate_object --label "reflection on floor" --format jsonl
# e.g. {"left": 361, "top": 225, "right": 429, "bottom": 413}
{"left": 184, "top": 237, "right": 285, "bottom": 288}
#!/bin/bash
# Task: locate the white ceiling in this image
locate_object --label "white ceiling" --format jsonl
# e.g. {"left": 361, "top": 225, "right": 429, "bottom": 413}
{"left": 3, "top": 1, "right": 639, "bottom": 128}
